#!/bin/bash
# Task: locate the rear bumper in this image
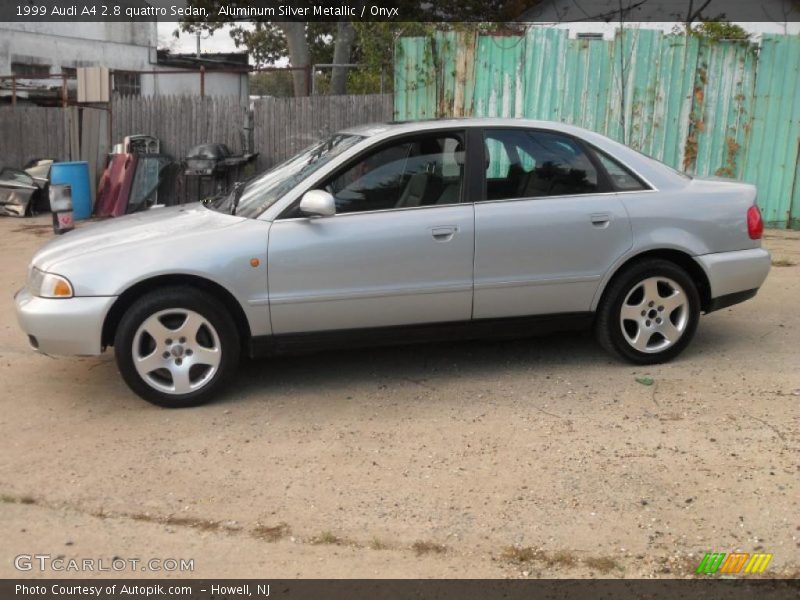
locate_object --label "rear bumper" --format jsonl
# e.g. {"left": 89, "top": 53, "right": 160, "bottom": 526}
{"left": 695, "top": 248, "right": 771, "bottom": 302}
{"left": 705, "top": 288, "right": 759, "bottom": 313}
{"left": 14, "top": 288, "right": 116, "bottom": 356}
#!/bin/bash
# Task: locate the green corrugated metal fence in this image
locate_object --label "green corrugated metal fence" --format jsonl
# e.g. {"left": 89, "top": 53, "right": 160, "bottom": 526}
{"left": 394, "top": 29, "right": 800, "bottom": 229}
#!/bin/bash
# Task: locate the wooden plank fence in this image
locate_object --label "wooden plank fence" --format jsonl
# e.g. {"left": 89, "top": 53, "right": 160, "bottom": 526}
{"left": 0, "top": 93, "right": 393, "bottom": 205}
{"left": 0, "top": 106, "right": 72, "bottom": 168}
{"left": 112, "top": 93, "right": 393, "bottom": 170}
{"left": 111, "top": 94, "right": 248, "bottom": 160}
{"left": 254, "top": 94, "right": 393, "bottom": 170}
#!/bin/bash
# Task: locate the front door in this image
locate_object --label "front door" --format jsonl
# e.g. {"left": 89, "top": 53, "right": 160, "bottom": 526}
{"left": 473, "top": 128, "right": 634, "bottom": 319}
{"left": 267, "top": 130, "right": 474, "bottom": 334}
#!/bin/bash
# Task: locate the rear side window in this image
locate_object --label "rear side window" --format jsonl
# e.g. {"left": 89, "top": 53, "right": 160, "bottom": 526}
{"left": 483, "top": 129, "right": 600, "bottom": 201}
{"left": 593, "top": 150, "right": 648, "bottom": 191}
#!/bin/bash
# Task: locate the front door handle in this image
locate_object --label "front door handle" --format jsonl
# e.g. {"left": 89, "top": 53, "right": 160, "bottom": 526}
{"left": 431, "top": 226, "right": 457, "bottom": 242}
{"left": 590, "top": 213, "right": 611, "bottom": 228}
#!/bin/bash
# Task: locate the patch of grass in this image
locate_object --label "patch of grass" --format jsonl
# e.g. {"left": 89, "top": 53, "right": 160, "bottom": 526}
{"left": 501, "top": 546, "right": 543, "bottom": 563}
{"left": 129, "top": 513, "right": 233, "bottom": 532}
{"left": 501, "top": 546, "right": 576, "bottom": 568}
{"left": 412, "top": 541, "right": 447, "bottom": 556}
{"left": 0, "top": 494, "right": 36, "bottom": 505}
{"left": 369, "top": 537, "right": 392, "bottom": 550}
{"left": 584, "top": 556, "right": 620, "bottom": 573}
{"left": 551, "top": 550, "right": 577, "bottom": 567}
{"left": 252, "top": 522, "right": 290, "bottom": 542}
{"left": 311, "top": 530, "right": 341, "bottom": 545}
{"left": 772, "top": 258, "right": 797, "bottom": 267}
{"left": 501, "top": 546, "right": 578, "bottom": 567}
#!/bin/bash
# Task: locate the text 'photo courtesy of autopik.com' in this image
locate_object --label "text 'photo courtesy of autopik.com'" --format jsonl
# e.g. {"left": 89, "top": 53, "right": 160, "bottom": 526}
{"left": 0, "top": 0, "right": 798, "bottom": 598}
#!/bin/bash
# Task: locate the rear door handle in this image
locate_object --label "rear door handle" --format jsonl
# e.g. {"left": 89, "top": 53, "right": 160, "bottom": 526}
{"left": 590, "top": 213, "right": 611, "bottom": 227}
{"left": 431, "top": 226, "right": 457, "bottom": 241}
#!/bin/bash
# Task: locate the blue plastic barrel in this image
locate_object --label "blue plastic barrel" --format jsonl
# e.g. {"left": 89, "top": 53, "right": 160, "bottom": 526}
{"left": 50, "top": 162, "right": 92, "bottom": 220}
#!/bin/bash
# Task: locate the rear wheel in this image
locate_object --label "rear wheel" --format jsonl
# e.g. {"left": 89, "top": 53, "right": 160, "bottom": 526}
{"left": 114, "top": 287, "right": 240, "bottom": 407}
{"left": 595, "top": 259, "right": 700, "bottom": 364}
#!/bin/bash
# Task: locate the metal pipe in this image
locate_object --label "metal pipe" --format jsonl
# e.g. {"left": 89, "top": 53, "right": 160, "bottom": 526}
{"left": 108, "top": 68, "right": 113, "bottom": 148}
{"left": 102, "top": 66, "right": 309, "bottom": 76}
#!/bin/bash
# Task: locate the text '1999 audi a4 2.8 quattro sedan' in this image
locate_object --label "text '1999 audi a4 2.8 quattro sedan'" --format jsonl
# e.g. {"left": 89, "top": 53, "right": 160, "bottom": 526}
{"left": 15, "top": 119, "right": 771, "bottom": 407}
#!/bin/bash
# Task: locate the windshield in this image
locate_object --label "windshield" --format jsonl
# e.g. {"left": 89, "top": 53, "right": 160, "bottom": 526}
{"left": 208, "top": 134, "right": 364, "bottom": 218}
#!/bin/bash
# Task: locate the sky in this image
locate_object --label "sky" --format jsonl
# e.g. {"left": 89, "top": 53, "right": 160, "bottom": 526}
{"left": 157, "top": 21, "right": 243, "bottom": 54}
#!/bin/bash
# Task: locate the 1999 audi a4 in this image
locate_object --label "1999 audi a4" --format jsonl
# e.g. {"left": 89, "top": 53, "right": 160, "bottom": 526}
{"left": 15, "top": 119, "right": 771, "bottom": 407}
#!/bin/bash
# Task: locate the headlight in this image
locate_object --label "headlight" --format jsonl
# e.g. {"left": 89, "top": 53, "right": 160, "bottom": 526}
{"left": 27, "top": 268, "right": 73, "bottom": 299}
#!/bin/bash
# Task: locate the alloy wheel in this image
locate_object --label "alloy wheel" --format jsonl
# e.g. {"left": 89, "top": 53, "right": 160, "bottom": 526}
{"left": 132, "top": 309, "right": 222, "bottom": 395}
{"left": 619, "top": 276, "right": 689, "bottom": 354}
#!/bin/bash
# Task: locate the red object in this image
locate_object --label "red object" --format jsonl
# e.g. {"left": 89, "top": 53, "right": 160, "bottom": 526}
{"left": 94, "top": 154, "right": 138, "bottom": 217}
{"left": 747, "top": 205, "right": 763, "bottom": 240}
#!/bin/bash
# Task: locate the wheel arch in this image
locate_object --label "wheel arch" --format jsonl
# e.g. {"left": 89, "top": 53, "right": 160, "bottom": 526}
{"left": 101, "top": 274, "right": 251, "bottom": 350}
{"left": 594, "top": 249, "right": 712, "bottom": 313}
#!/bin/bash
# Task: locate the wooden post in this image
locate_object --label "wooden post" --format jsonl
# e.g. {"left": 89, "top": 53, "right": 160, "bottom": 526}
{"left": 11, "top": 76, "right": 16, "bottom": 107}
{"left": 61, "top": 73, "right": 68, "bottom": 107}
{"left": 200, "top": 66, "right": 205, "bottom": 98}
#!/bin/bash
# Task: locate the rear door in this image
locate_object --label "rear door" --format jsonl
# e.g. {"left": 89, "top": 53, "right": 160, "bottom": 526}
{"left": 473, "top": 128, "right": 634, "bottom": 319}
{"left": 267, "top": 129, "right": 475, "bottom": 334}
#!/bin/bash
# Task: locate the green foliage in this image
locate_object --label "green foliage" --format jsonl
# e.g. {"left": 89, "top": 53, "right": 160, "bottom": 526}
{"left": 250, "top": 71, "right": 294, "bottom": 97}
{"left": 691, "top": 22, "right": 751, "bottom": 42}
{"left": 177, "top": 1, "right": 528, "bottom": 95}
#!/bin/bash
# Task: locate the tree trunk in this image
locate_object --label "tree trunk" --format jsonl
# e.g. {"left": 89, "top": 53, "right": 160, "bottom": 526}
{"left": 329, "top": 21, "right": 356, "bottom": 96}
{"left": 279, "top": 22, "right": 310, "bottom": 96}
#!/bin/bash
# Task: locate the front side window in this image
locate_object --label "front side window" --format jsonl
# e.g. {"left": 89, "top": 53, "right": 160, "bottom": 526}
{"left": 218, "top": 134, "right": 364, "bottom": 218}
{"left": 484, "top": 129, "right": 600, "bottom": 201}
{"left": 321, "top": 132, "right": 465, "bottom": 215}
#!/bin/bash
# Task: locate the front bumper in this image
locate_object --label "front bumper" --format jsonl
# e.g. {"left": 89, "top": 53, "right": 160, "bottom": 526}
{"left": 14, "top": 288, "right": 116, "bottom": 356}
{"left": 694, "top": 248, "right": 771, "bottom": 300}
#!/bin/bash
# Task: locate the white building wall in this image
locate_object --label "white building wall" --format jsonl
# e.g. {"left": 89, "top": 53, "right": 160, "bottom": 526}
{"left": 0, "top": 22, "right": 157, "bottom": 75}
{"left": 0, "top": 22, "right": 249, "bottom": 105}
{"left": 141, "top": 71, "right": 249, "bottom": 105}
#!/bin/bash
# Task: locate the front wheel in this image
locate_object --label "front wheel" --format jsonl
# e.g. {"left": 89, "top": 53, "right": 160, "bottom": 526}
{"left": 595, "top": 259, "right": 700, "bottom": 364}
{"left": 114, "top": 287, "right": 240, "bottom": 407}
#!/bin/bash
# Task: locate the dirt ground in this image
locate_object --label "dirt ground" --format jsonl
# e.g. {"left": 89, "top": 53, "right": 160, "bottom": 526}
{"left": 0, "top": 215, "right": 798, "bottom": 579}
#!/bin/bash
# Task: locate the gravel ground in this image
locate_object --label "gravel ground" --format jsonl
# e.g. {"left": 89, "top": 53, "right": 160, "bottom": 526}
{"left": 0, "top": 215, "right": 798, "bottom": 579}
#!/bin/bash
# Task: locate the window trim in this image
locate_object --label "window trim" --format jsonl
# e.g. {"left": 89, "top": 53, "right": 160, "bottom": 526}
{"left": 584, "top": 143, "right": 653, "bottom": 193}
{"left": 276, "top": 128, "right": 470, "bottom": 220}
{"left": 477, "top": 126, "right": 658, "bottom": 203}
{"left": 478, "top": 126, "right": 614, "bottom": 203}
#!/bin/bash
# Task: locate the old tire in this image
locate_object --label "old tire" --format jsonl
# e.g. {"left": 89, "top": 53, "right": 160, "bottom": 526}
{"left": 595, "top": 259, "right": 700, "bottom": 364}
{"left": 114, "top": 287, "right": 240, "bottom": 408}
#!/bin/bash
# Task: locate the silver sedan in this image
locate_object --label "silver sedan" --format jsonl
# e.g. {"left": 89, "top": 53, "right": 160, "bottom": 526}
{"left": 15, "top": 119, "right": 771, "bottom": 407}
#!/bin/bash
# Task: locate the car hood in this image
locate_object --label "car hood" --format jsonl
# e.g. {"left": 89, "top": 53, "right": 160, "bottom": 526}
{"left": 33, "top": 203, "right": 246, "bottom": 272}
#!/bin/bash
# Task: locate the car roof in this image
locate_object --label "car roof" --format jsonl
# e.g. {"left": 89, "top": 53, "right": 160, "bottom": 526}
{"left": 338, "top": 118, "right": 594, "bottom": 138}
{"left": 338, "top": 118, "right": 690, "bottom": 192}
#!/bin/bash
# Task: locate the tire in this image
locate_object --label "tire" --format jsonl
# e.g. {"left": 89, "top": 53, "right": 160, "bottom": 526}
{"left": 114, "top": 286, "right": 240, "bottom": 408}
{"left": 595, "top": 259, "right": 700, "bottom": 364}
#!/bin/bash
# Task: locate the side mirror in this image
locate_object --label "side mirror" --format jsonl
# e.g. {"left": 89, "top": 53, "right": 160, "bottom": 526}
{"left": 299, "top": 190, "right": 336, "bottom": 218}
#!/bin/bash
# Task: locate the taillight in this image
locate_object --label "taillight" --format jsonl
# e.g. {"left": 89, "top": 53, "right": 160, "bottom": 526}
{"left": 747, "top": 205, "right": 763, "bottom": 240}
